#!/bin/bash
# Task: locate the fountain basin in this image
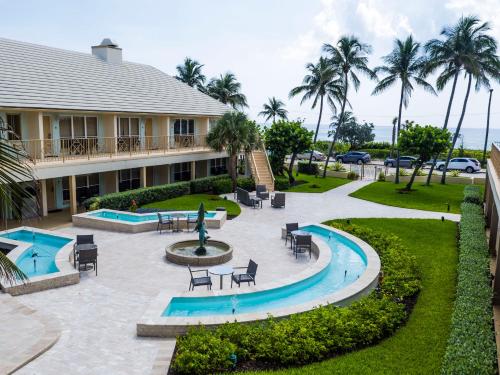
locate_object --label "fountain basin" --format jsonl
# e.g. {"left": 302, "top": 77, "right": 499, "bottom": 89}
{"left": 165, "top": 239, "right": 233, "bottom": 266}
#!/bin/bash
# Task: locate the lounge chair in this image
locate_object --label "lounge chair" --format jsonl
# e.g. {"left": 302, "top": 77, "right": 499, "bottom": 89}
{"left": 231, "top": 259, "right": 258, "bottom": 288}
{"left": 236, "top": 187, "right": 258, "bottom": 207}
{"left": 294, "top": 234, "right": 312, "bottom": 259}
{"left": 78, "top": 247, "right": 98, "bottom": 275}
{"left": 188, "top": 265, "right": 212, "bottom": 291}
{"left": 157, "top": 213, "right": 173, "bottom": 233}
{"left": 186, "top": 213, "right": 198, "bottom": 232}
{"left": 285, "top": 223, "right": 299, "bottom": 248}
{"left": 73, "top": 234, "right": 97, "bottom": 269}
{"left": 256, "top": 184, "right": 269, "bottom": 200}
{"left": 271, "top": 192, "right": 286, "bottom": 208}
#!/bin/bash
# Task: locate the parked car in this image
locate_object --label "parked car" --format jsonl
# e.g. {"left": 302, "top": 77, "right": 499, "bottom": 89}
{"left": 296, "top": 150, "right": 326, "bottom": 161}
{"left": 435, "top": 158, "right": 481, "bottom": 173}
{"left": 384, "top": 156, "right": 417, "bottom": 168}
{"left": 336, "top": 151, "right": 371, "bottom": 164}
{"left": 423, "top": 158, "right": 445, "bottom": 167}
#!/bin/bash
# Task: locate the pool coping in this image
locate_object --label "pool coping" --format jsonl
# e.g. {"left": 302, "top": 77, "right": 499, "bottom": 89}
{"left": 136, "top": 223, "right": 381, "bottom": 337}
{"left": 0, "top": 226, "right": 79, "bottom": 295}
{"left": 72, "top": 208, "right": 227, "bottom": 233}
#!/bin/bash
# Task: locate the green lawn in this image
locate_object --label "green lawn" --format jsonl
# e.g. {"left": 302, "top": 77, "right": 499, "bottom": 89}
{"left": 349, "top": 181, "right": 483, "bottom": 213}
{"left": 245, "top": 218, "right": 457, "bottom": 375}
{"left": 284, "top": 173, "right": 351, "bottom": 193}
{"left": 142, "top": 193, "right": 241, "bottom": 217}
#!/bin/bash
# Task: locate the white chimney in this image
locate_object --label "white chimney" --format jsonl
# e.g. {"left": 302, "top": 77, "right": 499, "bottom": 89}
{"left": 91, "top": 38, "right": 122, "bottom": 64}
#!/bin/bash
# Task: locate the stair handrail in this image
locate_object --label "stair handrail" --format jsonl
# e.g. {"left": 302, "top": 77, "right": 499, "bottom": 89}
{"left": 248, "top": 150, "right": 261, "bottom": 183}
{"left": 260, "top": 142, "right": 275, "bottom": 184}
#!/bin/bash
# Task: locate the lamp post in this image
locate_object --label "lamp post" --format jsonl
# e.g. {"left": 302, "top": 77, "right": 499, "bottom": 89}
{"left": 482, "top": 89, "right": 494, "bottom": 165}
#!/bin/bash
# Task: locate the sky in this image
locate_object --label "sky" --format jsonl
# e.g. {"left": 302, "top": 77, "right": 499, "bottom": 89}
{"left": 1, "top": 0, "right": 499, "bottom": 129}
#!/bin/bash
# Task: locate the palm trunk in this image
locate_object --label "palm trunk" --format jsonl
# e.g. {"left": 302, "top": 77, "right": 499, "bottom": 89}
{"left": 308, "top": 95, "right": 324, "bottom": 168}
{"left": 390, "top": 123, "right": 396, "bottom": 158}
{"left": 441, "top": 73, "right": 472, "bottom": 184}
{"left": 482, "top": 89, "right": 493, "bottom": 164}
{"left": 426, "top": 70, "right": 459, "bottom": 185}
{"left": 394, "top": 83, "right": 404, "bottom": 184}
{"left": 323, "top": 74, "right": 348, "bottom": 178}
{"left": 229, "top": 153, "right": 238, "bottom": 190}
{"left": 288, "top": 153, "right": 297, "bottom": 184}
{"left": 405, "top": 161, "right": 423, "bottom": 191}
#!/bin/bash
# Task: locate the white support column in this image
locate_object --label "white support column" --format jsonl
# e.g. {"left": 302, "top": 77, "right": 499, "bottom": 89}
{"left": 37, "top": 112, "right": 44, "bottom": 160}
{"left": 166, "top": 165, "right": 171, "bottom": 184}
{"left": 69, "top": 175, "right": 77, "bottom": 215}
{"left": 191, "top": 161, "right": 196, "bottom": 181}
{"left": 40, "top": 179, "right": 48, "bottom": 217}
{"left": 140, "top": 166, "right": 147, "bottom": 188}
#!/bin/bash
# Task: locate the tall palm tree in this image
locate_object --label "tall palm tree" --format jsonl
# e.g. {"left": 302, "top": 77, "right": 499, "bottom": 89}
{"left": 206, "top": 112, "right": 259, "bottom": 189}
{"left": 0, "top": 117, "right": 32, "bottom": 284}
{"left": 322, "top": 36, "right": 377, "bottom": 177}
{"left": 438, "top": 16, "right": 500, "bottom": 184}
{"left": 289, "top": 57, "right": 343, "bottom": 167}
{"left": 390, "top": 116, "right": 397, "bottom": 158}
{"left": 258, "top": 97, "right": 288, "bottom": 123}
{"left": 175, "top": 57, "right": 206, "bottom": 92}
{"left": 371, "top": 35, "right": 436, "bottom": 183}
{"left": 206, "top": 73, "right": 248, "bottom": 110}
{"left": 329, "top": 111, "right": 357, "bottom": 142}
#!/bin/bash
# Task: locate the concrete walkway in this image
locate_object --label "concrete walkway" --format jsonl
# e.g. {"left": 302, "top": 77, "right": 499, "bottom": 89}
{"left": 2, "top": 180, "right": 460, "bottom": 374}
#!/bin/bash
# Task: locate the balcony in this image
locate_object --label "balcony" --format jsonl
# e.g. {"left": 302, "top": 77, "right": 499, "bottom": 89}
{"left": 13, "top": 135, "right": 209, "bottom": 164}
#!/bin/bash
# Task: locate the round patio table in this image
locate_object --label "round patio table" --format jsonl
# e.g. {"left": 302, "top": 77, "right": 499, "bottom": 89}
{"left": 290, "top": 229, "right": 310, "bottom": 249}
{"left": 208, "top": 265, "right": 234, "bottom": 290}
{"left": 169, "top": 212, "right": 186, "bottom": 232}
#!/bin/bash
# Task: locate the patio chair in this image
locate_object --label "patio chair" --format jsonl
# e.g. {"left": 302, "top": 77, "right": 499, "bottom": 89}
{"left": 256, "top": 184, "right": 269, "bottom": 200}
{"left": 186, "top": 213, "right": 198, "bottom": 232}
{"left": 78, "top": 247, "right": 98, "bottom": 275}
{"left": 188, "top": 265, "right": 212, "bottom": 291}
{"left": 271, "top": 192, "right": 286, "bottom": 208}
{"left": 73, "top": 234, "right": 97, "bottom": 268}
{"left": 236, "top": 187, "right": 257, "bottom": 207}
{"left": 231, "top": 259, "right": 258, "bottom": 288}
{"left": 285, "top": 223, "right": 299, "bottom": 247}
{"left": 157, "top": 213, "right": 173, "bottom": 234}
{"left": 294, "top": 234, "right": 312, "bottom": 259}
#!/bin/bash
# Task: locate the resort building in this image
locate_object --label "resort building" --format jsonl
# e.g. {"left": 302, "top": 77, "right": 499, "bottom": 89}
{"left": 0, "top": 37, "right": 232, "bottom": 219}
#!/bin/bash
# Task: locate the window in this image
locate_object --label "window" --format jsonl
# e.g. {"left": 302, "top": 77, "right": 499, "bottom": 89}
{"left": 117, "top": 117, "right": 140, "bottom": 137}
{"left": 210, "top": 158, "right": 227, "bottom": 175}
{"left": 6, "top": 114, "right": 21, "bottom": 140}
{"left": 173, "top": 162, "right": 191, "bottom": 182}
{"left": 119, "top": 168, "right": 140, "bottom": 192}
{"left": 173, "top": 119, "right": 195, "bottom": 135}
{"left": 59, "top": 115, "right": 98, "bottom": 139}
{"left": 62, "top": 174, "right": 100, "bottom": 203}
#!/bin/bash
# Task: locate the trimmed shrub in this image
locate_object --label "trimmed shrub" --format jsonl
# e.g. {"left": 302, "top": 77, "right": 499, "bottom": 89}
{"left": 361, "top": 141, "right": 392, "bottom": 150}
{"left": 236, "top": 176, "right": 255, "bottom": 192}
{"left": 212, "top": 178, "right": 233, "bottom": 195}
{"left": 441, "top": 202, "right": 496, "bottom": 375}
{"left": 463, "top": 185, "right": 482, "bottom": 205}
{"left": 274, "top": 176, "right": 290, "bottom": 191}
{"left": 298, "top": 161, "right": 320, "bottom": 175}
{"left": 347, "top": 171, "right": 359, "bottom": 180}
{"left": 171, "top": 223, "right": 420, "bottom": 374}
{"left": 378, "top": 171, "right": 386, "bottom": 182}
{"left": 359, "top": 148, "right": 392, "bottom": 159}
{"left": 83, "top": 182, "right": 190, "bottom": 211}
{"left": 189, "top": 174, "right": 230, "bottom": 194}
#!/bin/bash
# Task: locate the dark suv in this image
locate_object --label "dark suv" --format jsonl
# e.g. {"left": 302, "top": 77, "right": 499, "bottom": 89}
{"left": 336, "top": 151, "right": 371, "bottom": 164}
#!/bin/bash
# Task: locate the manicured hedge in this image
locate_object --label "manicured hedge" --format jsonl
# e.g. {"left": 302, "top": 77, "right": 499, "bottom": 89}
{"left": 441, "top": 202, "right": 496, "bottom": 375}
{"left": 171, "top": 222, "right": 420, "bottom": 374}
{"left": 212, "top": 178, "right": 233, "bottom": 195}
{"left": 189, "top": 174, "right": 229, "bottom": 194}
{"left": 274, "top": 176, "right": 291, "bottom": 191}
{"left": 236, "top": 176, "right": 255, "bottom": 192}
{"left": 298, "top": 161, "right": 320, "bottom": 175}
{"left": 463, "top": 185, "right": 483, "bottom": 206}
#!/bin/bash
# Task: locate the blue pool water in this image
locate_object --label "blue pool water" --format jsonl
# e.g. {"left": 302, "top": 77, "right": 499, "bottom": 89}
{"left": 89, "top": 210, "right": 216, "bottom": 223}
{"left": 162, "top": 225, "right": 367, "bottom": 317}
{"left": 0, "top": 230, "right": 72, "bottom": 277}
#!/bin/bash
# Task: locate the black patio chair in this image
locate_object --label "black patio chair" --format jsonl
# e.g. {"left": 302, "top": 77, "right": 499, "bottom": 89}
{"left": 231, "top": 259, "right": 258, "bottom": 288}
{"left": 188, "top": 265, "right": 212, "bottom": 291}
{"left": 73, "top": 234, "right": 97, "bottom": 269}
{"left": 256, "top": 184, "right": 269, "bottom": 200}
{"left": 271, "top": 192, "right": 286, "bottom": 208}
{"left": 78, "top": 248, "right": 98, "bottom": 275}
{"left": 186, "top": 214, "right": 198, "bottom": 232}
{"left": 157, "top": 213, "right": 173, "bottom": 234}
{"left": 285, "top": 223, "right": 299, "bottom": 248}
{"left": 294, "top": 234, "right": 312, "bottom": 259}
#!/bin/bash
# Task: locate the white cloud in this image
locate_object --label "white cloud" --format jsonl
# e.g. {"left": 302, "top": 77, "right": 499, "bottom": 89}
{"left": 356, "top": 0, "right": 413, "bottom": 38}
{"left": 445, "top": 0, "right": 500, "bottom": 41}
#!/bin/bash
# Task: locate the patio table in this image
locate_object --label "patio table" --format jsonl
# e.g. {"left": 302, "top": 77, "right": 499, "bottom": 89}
{"left": 208, "top": 265, "right": 234, "bottom": 290}
{"left": 170, "top": 213, "right": 186, "bottom": 232}
{"left": 290, "top": 229, "right": 309, "bottom": 250}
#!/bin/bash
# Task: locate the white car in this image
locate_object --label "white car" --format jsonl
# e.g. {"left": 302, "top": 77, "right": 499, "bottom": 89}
{"left": 296, "top": 150, "right": 326, "bottom": 161}
{"left": 435, "top": 158, "right": 481, "bottom": 173}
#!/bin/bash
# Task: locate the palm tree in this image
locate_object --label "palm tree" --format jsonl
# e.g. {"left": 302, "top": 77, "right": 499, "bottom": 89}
{"left": 175, "top": 57, "right": 206, "bottom": 91}
{"left": 437, "top": 16, "right": 500, "bottom": 184}
{"left": 206, "top": 73, "right": 248, "bottom": 110}
{"left": 329, "top": 111, "right": 356, "bottom": 142}
{"left": 322, "top": 36, "right": 377, "bottom": 177}
{"left": 390, "top": 117, "right": 397, "bottom": 158}
{"left": 371, "top": 35, "right": 436, "bottom": 183}
{"left": 289, "top": 57, "right": 343, "bottom": 167}
{"left": 0, "top": 117, "right": 32, "bottom": 284}
{"left": 258, "top": 97, "right": 288, "bottom": 123}
{"left": 206, "top": 112, "right": 260, "bottom": 189}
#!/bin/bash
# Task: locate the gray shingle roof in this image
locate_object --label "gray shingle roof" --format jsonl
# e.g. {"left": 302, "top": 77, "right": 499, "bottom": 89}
{"left": 0, "top": 37, "right": 229, "bottom": 116}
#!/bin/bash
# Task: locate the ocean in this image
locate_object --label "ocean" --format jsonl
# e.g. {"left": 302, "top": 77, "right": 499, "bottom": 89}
{"left": 304, "top": 125, "right": 497, "bottom": 150}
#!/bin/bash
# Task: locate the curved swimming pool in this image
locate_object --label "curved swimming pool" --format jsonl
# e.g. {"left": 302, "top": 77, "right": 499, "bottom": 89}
{"left": 88, "top": 210, "right": 216, "bottom": 223}
{"left": 162, "top": 224, "right": 367, "bottom": 317}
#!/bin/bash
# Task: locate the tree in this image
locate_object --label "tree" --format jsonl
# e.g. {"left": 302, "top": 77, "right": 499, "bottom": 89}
{"left": 0, "top": 117, "right": 32, "bottom": 284}
{"left": 372, "top": 35, "right": 436, "bottom": 184}
{"left": 399, "top": 123, "right": 451, "bottom": 191}
{"left": 206, "top": 112, "right": 259, "bottom": 189}
{"left": 439, "top": 17, "right": 500, "bottom": 183}
{"left": 175, "top": 57, "right": 206, "bottom": 92}
{"left": 322, "top": 36, "right": 377, "bottom": 177}
{"left": 289, "top": 57, "right": 344, "bottom": 168}
{"left": 206, "top": 73, "right": 248, "bottom": 110}
{"left": 330, "top": 111, "right": 375, "bottom": 149}
{"left": 258, "top": 97, "right": 288, "bottom": 123}
{"left": 483, "top": 89, "right": 494, "bottom": 164}
{"left": 390, "top": 117, "right": 397, "bottom": 157}
{"left": 264, "top": 120, "right": 313, "bottom": 183}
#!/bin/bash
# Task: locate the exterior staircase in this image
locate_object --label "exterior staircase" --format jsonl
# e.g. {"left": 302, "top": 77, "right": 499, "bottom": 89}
{"left": 248, "top": 147, "right": 275, "bottom": 191}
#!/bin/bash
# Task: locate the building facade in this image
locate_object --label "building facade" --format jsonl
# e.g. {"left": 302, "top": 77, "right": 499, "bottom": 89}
{"left": 0, "top": 38, "right": 230, "bottom": 218}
